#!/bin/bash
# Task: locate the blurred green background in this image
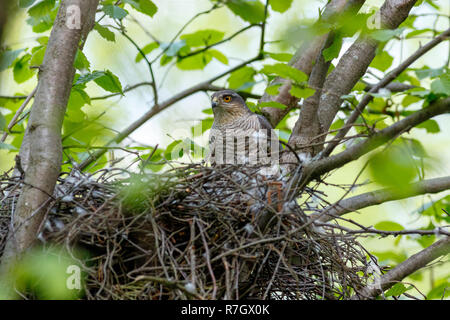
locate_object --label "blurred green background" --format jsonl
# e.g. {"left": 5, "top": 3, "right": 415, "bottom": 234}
{"left": 0, "top": 0, "right": 449, "bottom": 299}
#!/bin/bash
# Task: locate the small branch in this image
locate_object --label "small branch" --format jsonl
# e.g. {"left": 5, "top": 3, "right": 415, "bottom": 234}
{"left": 298, "top": 97, "right": 450, "bottom": 188}
{"left": 315, "top": 222, "right": 450, "bottom": 237}
{"left": 178, "top": 24, "right": 259, "bottom": 60}
{"left": 1, "top": 86, "right": 38, "bottom": 143}
{"left": 353, "top": 236, "right": 450, "bottom": 299}
{"left": 363, "top": 81, "right": 417, "bottom": 93}
{"left": 78, "top": 56, "right": 263, "bottom": 171}
{"left": 121, "top": 30, "right": 158, "bottom": 105}
{"left": 316, "top": 0, "right": 418, "bottom": 149}
{"left": 322, "top": 28, "right": 450, "bottom": 158}
{"left": 317, "top": 176, "right": 450, "bottom": 222}
{"left": 90, "top": 81, "right": 153, "bottom": 100}
{"left": 150, "top": 4, "right": 221, "bottom": 64}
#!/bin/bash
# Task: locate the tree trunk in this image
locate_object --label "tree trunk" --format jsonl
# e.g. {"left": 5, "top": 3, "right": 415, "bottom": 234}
{"left": 0, "top": 0, "right": 99, "bottom": 274}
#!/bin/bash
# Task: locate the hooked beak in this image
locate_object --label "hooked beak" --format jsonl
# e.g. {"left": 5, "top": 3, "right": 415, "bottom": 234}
{"left": 211, "top": 96, "right": 219, "bottom": 108}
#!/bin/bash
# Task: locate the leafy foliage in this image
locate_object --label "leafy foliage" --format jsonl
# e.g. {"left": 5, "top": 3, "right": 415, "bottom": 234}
{"left": 0, "top": 0, "right": 449, "bottom": 300}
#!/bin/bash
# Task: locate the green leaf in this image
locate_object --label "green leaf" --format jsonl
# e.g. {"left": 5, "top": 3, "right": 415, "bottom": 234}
{"left": 406, "top": 28, "right": 432, "bottom": 39}
{"left": 160, "top": 54, "right": 173, "bottom": 66}
{"left": 0, "top": 49, "right": 24, "bottom": 72}
{"left": 0, "top": 142, "right": 18, "bottom": 150}
{"left": 290, "top": 84, "right": 315, "bottom": 99}
{"left": 370, "top": 50, "right": 393, "bottom": 72}
{"left": 415, "top": 66, "right": 444, "bottom": 79}
{"left": 75, "top": 70, "right": 106, "bottom": 85}
{"left": 28, "top": 0, "right": 55, "bottom": 18}
{"left": 209, "top": 49, "right": 228, "bottom": 65}
{"left": 368, "top": 144, "right": 417, "bottom": 189}
{"left": 265, "top": 51, "right": 293, "bottom": 62}
{"left": 323, "top": 36, "right": 342, "bottom": 62}
{"left": 373, "top": 250, "right": 407, "bottom": 264}
{"left": 190, "top": 118, "right": 214, "bottom": 137}
{"left": 162, "top": 40, "right": 187, "bottom": 57}
{"left": 427, "top": 282, "right": 450, "bottom": 300}
{"left": 30, "top": 46, "right": 46, "bottom": 66}
{"left": 13, "top": 54, "right": 35, "bottom": 83}
{"left": 180, "top": 29, "right": 225, "bottom": 47}
{"left": 416, "top": 234, "right": 435, "bottom": 249}
{"left": 102, "top": 5, "right": 128, "bottom": 20}
{"left": 123, "top": 0, "right": 157, "bottom": 17}
{"left": 74, "top": 50, "right": 90, "bottom": 71}
{"left": 164, "top": 140, "right": 183, "bottom": 160}
{"left": 385, "top": 283, "right": 410, "bottom": 297}
{"left": 430, "top": 74, "right": 450, "bottom": 95}
{"left": 374, "top": 221, "right": 404, "bottom": 231}
{"left": 403, "top": 138, "right": 427, "bottom": 158}
{"left": 258, "top": 101, "right": 287, "bottom": 109}
{"left": 417, "top": 195, "right": 450, "bottom": 223}
{"left": 227, "top": 66, "right": 256, "bottom": 91}
{"left": 135, "top": 42, "right": 159, "bottom": 62}
{"left": 94, "top": 24, "right": 116, "bottom": 42}
{"left": 36, "top": 36, "right": 49, "bottom": 45}
{"left": 369, "top": 28, "right": 404, "bottom": 42}
{"left": 176, "top": 52, "right": 213, "bottom": 70}
{"left": 19, "top": 0, "right": 37, "bottom": 8}
{"left": 401, "top": 95, "right": 421, "bottom": 108}
{"left": 265, "top": 84, "right": 282, "bottom": 96}
{"left": 261, "top": 63, "right": 307, "bottom": 83}
{"left": 269, "top": 0, "right": 293, "bottom": 13}
{"left": 93, "top": 70, "right": 123, "bottom": 94}
{"left": 226, "top": 0, "right": 266, "bottom": 24}
{"left": 329, "top": 118, "right": 344, "bottom": 135}
{"left": 416, "top": 119, "right": 440, "bottom": 133}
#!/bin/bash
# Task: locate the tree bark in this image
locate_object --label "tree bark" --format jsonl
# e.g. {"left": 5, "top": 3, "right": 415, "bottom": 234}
{"left": 260, "top": 0, "right": 366, "bottom": 127}
{"left": 315, "top": 0, "right": 417, "bottom": 149}
{"left": 0, "top": 0, "right": 99, "bottom": 271}
{"left": 298, "top": 97, "right": 450, "bottom": 188}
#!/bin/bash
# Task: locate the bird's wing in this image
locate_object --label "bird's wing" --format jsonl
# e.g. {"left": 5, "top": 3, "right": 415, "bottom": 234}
{"left": 256, "top": 114, "right": 274, "bottom": 130}
{"left": 255, "top": 114, "right": 283, "bottom": 152}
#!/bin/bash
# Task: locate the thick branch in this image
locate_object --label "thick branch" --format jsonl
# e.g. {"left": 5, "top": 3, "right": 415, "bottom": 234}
{"left": 281, "top": 33, "right": 334, "bottom": 163}
{"left": 318, "top": 176, "right": 450, "bottom": 222}
{"left": 316, "top": 0, "right": 417, "bottom": 147}
{"left": 299, "top": 97, "right": 450, "bottom": 186}
{"left": 322, "top": 28, "right": 450, "bottom": 158}
{"left": 353, "top": 236, "right": 450, "bottom": 299}
{"left": 260, "top": 0, "right": 366, "bottom": 127}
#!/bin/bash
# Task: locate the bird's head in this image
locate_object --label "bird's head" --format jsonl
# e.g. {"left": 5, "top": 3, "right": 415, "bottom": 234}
{"left": 210, "top": 90, "right": 250, "bottom": 123}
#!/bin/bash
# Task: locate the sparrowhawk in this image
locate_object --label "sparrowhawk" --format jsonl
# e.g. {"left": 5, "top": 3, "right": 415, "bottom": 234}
{"left": 207, "top": 90, "right": 280, "bottom": 168}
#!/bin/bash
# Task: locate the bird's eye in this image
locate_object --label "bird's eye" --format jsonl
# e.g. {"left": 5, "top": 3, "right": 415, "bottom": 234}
{"left": 223, "top": 95, "right": 232, "bottom": 103}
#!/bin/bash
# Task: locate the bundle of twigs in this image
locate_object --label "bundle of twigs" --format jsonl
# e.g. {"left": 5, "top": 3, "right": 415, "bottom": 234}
{"left": 0, "top": 163, "right": 373, "bottom": 299}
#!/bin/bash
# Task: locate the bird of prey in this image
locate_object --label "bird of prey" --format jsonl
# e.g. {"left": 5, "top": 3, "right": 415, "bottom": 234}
{"left": 207, "top": 90, "right": 280, "bottom": 168}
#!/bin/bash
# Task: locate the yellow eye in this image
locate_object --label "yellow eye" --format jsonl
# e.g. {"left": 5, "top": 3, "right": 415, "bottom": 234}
{"left": 223, "top": 95, "right": 232, "bottom": 103}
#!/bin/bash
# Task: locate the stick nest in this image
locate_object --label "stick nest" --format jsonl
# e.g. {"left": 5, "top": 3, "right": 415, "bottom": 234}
{"left": 0, "top": 163, "right": 373, "bottom": 299}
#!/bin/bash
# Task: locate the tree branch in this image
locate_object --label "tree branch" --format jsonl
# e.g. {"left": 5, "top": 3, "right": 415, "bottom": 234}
{"left": 316, "top": 0, "right": 417, "bottom": 150}
{"left": 298, "top": 97, "right": 450, "bottom": 188}
{"left": 281, "top": 33, "right": 335, "bottom": 163}
{"left": 317, "top": 176, "right": 450, "bottom": 222}
{"left": 260, "top": 0, "right": 366, "bottom": 127}
{"left": 78, "top": 56, "right": 263, "bottom": 171}
{"left": 321, "top": 27, "right": 450, "bottom": 158}
{"left": 353, "top": 236, "right": 450, "bottom": 299}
